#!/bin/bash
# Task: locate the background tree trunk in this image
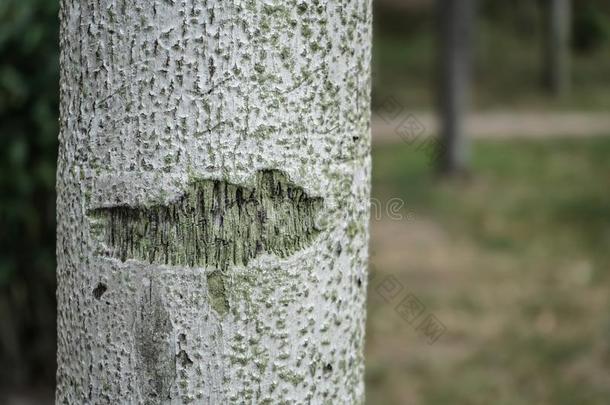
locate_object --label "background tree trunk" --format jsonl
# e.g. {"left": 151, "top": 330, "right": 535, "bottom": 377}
{"left": 542, "top": 0, "right": 571, "bottom": 96}
{"left": 437, "top": 0, "right": 475, "bottom": 176}
{"left": 57, "top": 0, "right": 372, "bottom": 403}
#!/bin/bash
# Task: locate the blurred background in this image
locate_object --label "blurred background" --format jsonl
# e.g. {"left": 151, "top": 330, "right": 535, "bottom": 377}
{"left": 1, "top": 0, "right": 610, "bottom": 403}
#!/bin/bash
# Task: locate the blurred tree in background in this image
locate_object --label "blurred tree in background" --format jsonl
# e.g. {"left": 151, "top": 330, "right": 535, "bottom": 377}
{"left": 0, "top": 0, "right": 58, "bottom": 389}
{"left": 373, "top": 0, "right": 610, "bottom": 110}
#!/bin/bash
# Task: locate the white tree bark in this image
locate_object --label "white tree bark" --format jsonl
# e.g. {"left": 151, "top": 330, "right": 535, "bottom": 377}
{"left": 57, "top": 0, "right": 372, "bottom": 403}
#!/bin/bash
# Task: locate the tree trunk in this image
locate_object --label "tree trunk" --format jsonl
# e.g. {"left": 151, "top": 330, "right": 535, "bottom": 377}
{"left": 437, "top": 0, "right": 475, "bottom": 176}
{"left": 543, "top": 0, "right": 571, "bottom": 96}
{"left": 57, "top": 1, "right": 372, "bottom": 403}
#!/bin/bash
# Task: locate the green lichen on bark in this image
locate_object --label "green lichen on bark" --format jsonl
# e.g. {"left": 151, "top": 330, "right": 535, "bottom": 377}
{"left": 134, "top": 280, "right": 175, "bottom": 404}
{"left": 90, "top": 170, "right": 323, "bottom": 269}
{"left": 206, "top": 271, "right": 229, "bottom": 315}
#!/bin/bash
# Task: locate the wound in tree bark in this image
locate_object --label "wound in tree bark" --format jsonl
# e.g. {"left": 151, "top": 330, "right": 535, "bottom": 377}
{"left": 90, "top": 170, "right": 323, "bottom": 270}
{"left": 92, "top": 282, "right": 107, "bottom": 300}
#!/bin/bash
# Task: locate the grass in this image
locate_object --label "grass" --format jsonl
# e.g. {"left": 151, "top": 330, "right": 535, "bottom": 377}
{"left": 366, "top": 136, "right": 610, "bottom": 404}
{"left": 372, "top": 136, "right": 610, "bottom": 274}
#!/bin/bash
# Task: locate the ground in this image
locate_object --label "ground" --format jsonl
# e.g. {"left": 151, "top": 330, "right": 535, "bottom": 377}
{"left": 372, "top": 112, "right": 610, "bottom": 144}
{"left": 365, "top": 137, "right": 610, "bottom": 404}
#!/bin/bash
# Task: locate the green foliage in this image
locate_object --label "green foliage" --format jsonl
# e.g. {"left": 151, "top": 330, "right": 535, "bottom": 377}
{"left": 0, "top": 0, "right": 59, "bottom": 387}
{"left": 573, "top": 2, "right": 610, "bottom": 52}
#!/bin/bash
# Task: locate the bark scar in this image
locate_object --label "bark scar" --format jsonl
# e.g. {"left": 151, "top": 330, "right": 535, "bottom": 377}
{"left": 89, "top": 170, "right": 323, "bottom": 269}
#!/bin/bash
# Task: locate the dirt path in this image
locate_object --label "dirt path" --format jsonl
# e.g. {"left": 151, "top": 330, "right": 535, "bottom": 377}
{"left": 365, "top": 215, "right": 610, "bottom": 404}
{"left": 372, "top": 111, "right": 610, "bottom": 144}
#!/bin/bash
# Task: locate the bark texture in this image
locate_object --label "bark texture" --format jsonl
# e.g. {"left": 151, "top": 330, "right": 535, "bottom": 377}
{"left": 57, "top": 0, "right": 371, "bottom": 403}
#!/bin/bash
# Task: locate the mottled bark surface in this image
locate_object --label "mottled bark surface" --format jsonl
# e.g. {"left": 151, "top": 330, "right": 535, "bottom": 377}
{"left": 57, "top": 0, "right": 371, "bottom": 403}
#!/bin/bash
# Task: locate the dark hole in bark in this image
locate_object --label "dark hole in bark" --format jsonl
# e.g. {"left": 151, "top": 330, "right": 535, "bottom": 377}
{"left": 324, "top": 363, "right": 333, "bottom": 372}
{"left": 177, "top": 350, "right": 193, "bottom": 367}
{"left": 356, "top": 277, "right": 362, "bottom": 287}
{"left": 92, "top": 283, "right": 107, "bottom": 300}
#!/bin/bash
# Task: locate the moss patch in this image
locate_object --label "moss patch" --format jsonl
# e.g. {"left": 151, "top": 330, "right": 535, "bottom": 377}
{"left": 206, "top": 271, "right": 229, "bottom": 316}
